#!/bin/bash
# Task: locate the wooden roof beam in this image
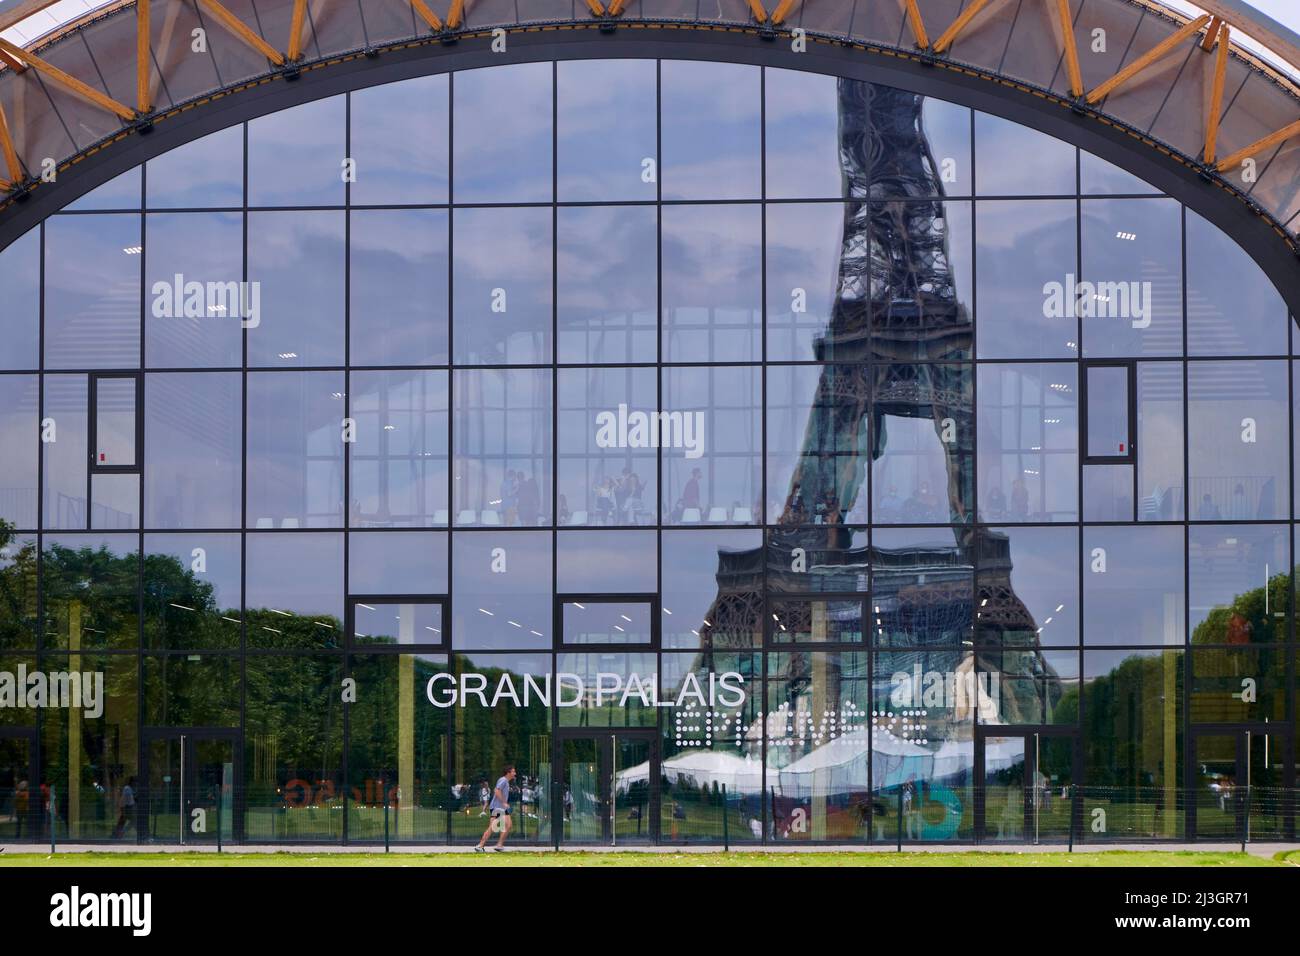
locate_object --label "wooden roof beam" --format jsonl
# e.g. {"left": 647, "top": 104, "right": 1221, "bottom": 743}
{"left": 933, "top": 0, "right": 994, "bottom": 55}
{"left": 194, "top": 0, "right": 286, "bottom": 66}
{"left": 0, "top": 36, "right": 135, "bottom": 121}
{"left": 1216, "top": 116, "right": 1300, "bottom": 172}
{"left": 1086, "top": 13, "right": 1211, "bottom": 105}
{"left": 902, "top": 0, "right": 930, "bottom": 50}
{"left": 411, "top": 0, "right": 443, "bottom": 31}
{"left": 1204, "top": 24, "right": 1229, "bottom": 165}
{"left": 1053, "top": 0, "right": 1083, "bottom": 98}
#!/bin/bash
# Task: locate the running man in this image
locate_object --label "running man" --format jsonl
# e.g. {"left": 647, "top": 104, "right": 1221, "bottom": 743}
{"left": 475, "top": 764, "right": 516, "bottom": 852}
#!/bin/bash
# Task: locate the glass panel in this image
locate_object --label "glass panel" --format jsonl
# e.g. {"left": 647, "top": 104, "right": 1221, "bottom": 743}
{"left": 765, "top": 203, "right": 850, "bottom": 362}
{"left": 1189, "top": 525, "right": 1288, "bottom": 645}
{"left": 451, "top": 369, "right": 552, "bottom": 527}
{"left": 872, "top": 526, "right": 973, "bottom": 648}
{"left": 146, "top": 126, "right": 244, "bottom": 209}
{"left": 561, "top": 601, "right": 651, "bottom": 645}
{"left": 90, "top": 473, "right": 138, "bottom": 529}
{"left": 44, "top": 215, "right": 141, "bottom": 369}
{"left": 244, "top": 532, "right": 344, "bottom": 649}
{"left": 0, "top": 735, "right": 32, "bottom": 840}
{"left": 1082, "top": 463, "right": 1133, "bottom": 521}
{"left": 452, "top": 207, "right": 552, "bottom": 365}
{"left": 0, "top": 230, "right": 40, "bottom": 369}
{"left": 0, "top": 375, "right": 38, "bottom": 528}
{"left": 556, "top": 652, "right": 657, "bottom": 728}
{"left": 350, "top": 74, "right": 449, "bottom": 206}
{"left": 453, "top": 62, "right": 552, "bottom": 204}
{"left": 1193, "top": 734, "right": 1239, "bottom": 840}
{"left": 661, "top": 204, "right": 762, "bottom": 363}
{"left": 662, "top": 365, "right": 761, "bottom": 526}
{"left": 613, "top": 736, "right": 652, "bottom": 844}
{"left": 187, "top": 738, "right": 234, "bottom": 844}
{"left": 66, "top": 168, "right": 141, "bottom": 210}
{"left": 769, "top": 599, "right": 864, "bottom": 643}
{"left": 143, "top": 654, "right": 240, "bottom": 725}
{"left": 1080, "top": 198, "right": 1183, "bottom": 358}
{"left": 562, "top": 737, "right": 601, "bottom": 842}
{"left": 978, "top": 527, "right": 1079, "bottom": 648}
{"left": 977, "top": 363, "right": 1078, "bottom": 522}
{"left": 661, "top": 60, "right": 760, "bottom": 200}
{"left": 350, "top": 369, "right": 449, "bottom": 528}
{"left": 1188, "top": 360, "right": 1288, "bottom": 521}
{"left": 556, "top": 205, "right": 657, "bottom": 365}
{"left": 146, "top": 737, "right": 182, "bottom": 842}
{"left": 451, "top": 531, "right": 551, "bottom": 649}
{"left": 42, "top": 534, "right": 139, "bottom": 650}
{"left": 1190, "top": 647, "right": 1287, "bottom": 722}
{"left": 1082, "top": 649, "right": 1183, "bottom": 838}
{"left": 980, "top": 648, "right": 1079, "bottom": 724}
{"left": 0, "top": 535, "right": 38, "bottom": 649}
{"left": 660, "top": 528, "right": 763, "bottom": 649}
{"left": 348, "top": 653, "right": 452, "bottom": 843}
{"left": 870, "top": 648, "right": 976, "bottom": 842}
{"left": 556, "top": 60, "right": 656, "bottom": 203}
{"left": 350, "top": 210, "right": 449, "bottom": 367}
{"left": 354, "top": 601, "right": 442, "bottom": 647}
{"left": 1085, "top": 365, "right": 1129, "bottom": 458}
{"left": 876, "top": 93, "right": 972, "bottom": 199}
{"left": 764, "top": 68, "right": 846, "bottom": 200}
{"left": 247, "top": 212, "right": 346, "bottom": 367}
{"left": 766, "top": 527, "right": 869, "bottom": 594}
{"left": 871, "top": 363, "right": 973, "bottom": 524}
{"left": 556, "top": 530, "right": 656, "bottom": 593}
{"left": 975, "top": 112, "right": 1075, "bottom": 196}
{"left": 146, "top": 372, "right": 242, "bottom": 528}
{"left": 247, "top": 95, "right": 346, "bottom": 206}
{"left": 1137, "top": 362, "right": 1184, "bottom": 519}
{"left": 1033, "top": 736, "right": 1075, "bottom": 842}
{"left": 244, "top": 655, "right": 343, "bottom": 843}
{"left": 94, "top": 377, "right": 136, "bottom": 467}
{"left": 246, "top": 371, "right": 345, "bottom": 528}
{"left": 42, "top": 375, "right": 88, "bottom": 530}
{"left": 1080, "top": 150, "right": 1160, "bottom": 195}
{"left": 1082, "top": 526, "right": 1185, "bottom": 646}
{"left": 348, "top": 531, "right": 448, "bottom": 594}
{"left": 975, "top": 199, "right": 1077, "bottom": 359}
{"left": 557, "top": 366, "right": 657, "bottom": 527}
{"left": 1187, "top": 209, "right": 1287, "bottom": 357}
{"left": 765, "top": 650, "right": 870, "bottom": 842}
{"left": 145, "top": 212, "right": 244, "bottom": 368}
{"left": 143, "top": 532, "right": 241, "bottom": 650}
{"left": 1246, "top": 731, "right": 1287, "bottom": 840}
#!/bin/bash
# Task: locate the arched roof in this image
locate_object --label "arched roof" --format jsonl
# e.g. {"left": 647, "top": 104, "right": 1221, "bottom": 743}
{"left": 1, "top": 0, "right": 1300, "bottom": 250}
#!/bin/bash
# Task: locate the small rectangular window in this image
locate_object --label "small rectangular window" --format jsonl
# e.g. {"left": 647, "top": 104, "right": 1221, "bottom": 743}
{"left": 1083, "top": 363, "right": 1134, "bottom": 463}
{"left": 91, "top": 373, "right": 140, "bottom": 471}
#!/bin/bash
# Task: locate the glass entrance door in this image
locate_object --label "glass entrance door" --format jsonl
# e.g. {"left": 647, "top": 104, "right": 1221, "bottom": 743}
{"left": 145, "top": 732, "right": 236, "bottom": 844}
{"left": 979, "top": 730, "right": 1078, "bottom": 843}
{"left": 558, "top": 731, "right": 655, "bottom": 845}
{"left": 0, "top": 732, "right": 35, "bottom": 841}
{"left": 1193, "top": 728, "right": 1291, "bottom": 840}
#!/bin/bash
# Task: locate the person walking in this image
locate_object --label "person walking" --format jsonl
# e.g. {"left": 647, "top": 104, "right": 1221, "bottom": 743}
{"left": 475, "top": 764, "right": 516, "bottom": 852}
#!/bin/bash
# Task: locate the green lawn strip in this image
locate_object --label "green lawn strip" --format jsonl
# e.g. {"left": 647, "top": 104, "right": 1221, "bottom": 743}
{"left": 0, "top": 850, "right": 1281, "bottom": 867}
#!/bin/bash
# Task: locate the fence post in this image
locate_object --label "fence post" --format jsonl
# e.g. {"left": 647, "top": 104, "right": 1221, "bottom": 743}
{"left": 49, "top": 786, "right": 56, "bottom": 854}
{"left": 217, "top": 791, "right": 223, "bottom": 854}
{"left": 896, "top": 789, "right": 903, "bottom": 853}
{"left": 383, "top": 786, "right": 390, "bottom": 853}
{"left": 553, "top": 780, "right": 561, "bottom": 852}
{"left": 1241, "top": 785, "right": 1250, "bottom": 854}
{"left": 722, "top": 784, "right": 729, "bottom": 852}
{"left": 1068, "top": 784, "right": 1075, "bottom": 853}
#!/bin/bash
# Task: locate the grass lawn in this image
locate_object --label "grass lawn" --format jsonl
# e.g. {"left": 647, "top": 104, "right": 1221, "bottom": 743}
{"left": 0, "top": 849, "right": 1289, "bottom": 867}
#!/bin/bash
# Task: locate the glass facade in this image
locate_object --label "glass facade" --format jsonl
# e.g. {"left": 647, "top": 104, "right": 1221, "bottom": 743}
{"left": 0, "top": 58, "right": 1296, "bottom": 846}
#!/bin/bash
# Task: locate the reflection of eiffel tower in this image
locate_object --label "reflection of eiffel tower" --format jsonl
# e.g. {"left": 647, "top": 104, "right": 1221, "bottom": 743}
{"left": 692, "top": 80, "right": 1059, "bottom": 725}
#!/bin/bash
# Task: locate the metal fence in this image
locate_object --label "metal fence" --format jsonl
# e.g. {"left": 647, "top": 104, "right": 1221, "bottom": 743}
{"left": 1, "top": 782, "right": 1294, "bottom": 849}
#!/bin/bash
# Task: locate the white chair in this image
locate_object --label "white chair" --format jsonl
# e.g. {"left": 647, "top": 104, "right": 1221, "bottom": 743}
{"left": 281, "top": 517, "right": 300, "bottom": 528}
{"left": 732, "top": 506, "right": 754, "bottom": 523}
{"left": 680, "top": 507, "right": 702, "bottom": 523}
{"left": 255, "top": 517, "right": 273, "bottom": 529}
{"left": 706, "top": 507, "right": 728, "bottom": 523}
{"left": 481, "top": 510, "right": 502, "bottom": 526}
{"left": 456, "top": 509, "right": 477, "bottom": 525}
{"left": 569, "top": 510, "right": 588, "bottom": 525}
{"left": 433, "top": 509, "right": 449, "bottom": 525}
